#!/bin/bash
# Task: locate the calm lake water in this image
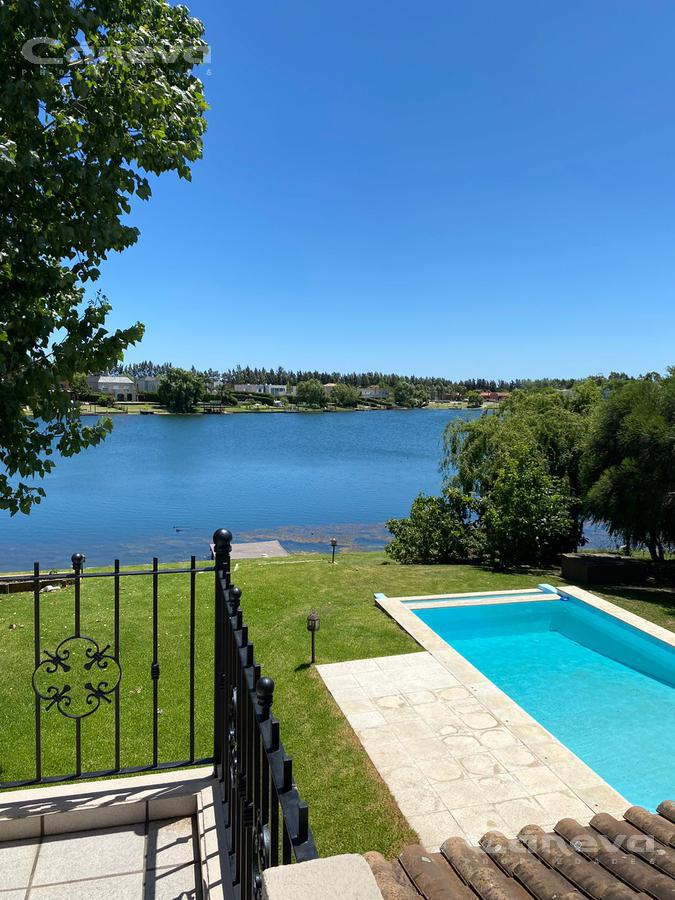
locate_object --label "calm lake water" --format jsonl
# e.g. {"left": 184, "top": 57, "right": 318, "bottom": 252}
{"left": 0, "top": 409, "right": 613, "bottom": 570}
{"left": 0, "top": 410, "right": 480, "bottom": 569}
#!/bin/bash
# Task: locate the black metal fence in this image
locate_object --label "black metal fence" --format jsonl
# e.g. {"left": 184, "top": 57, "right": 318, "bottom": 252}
{"left": 213, "top": 530, "right": 318, "bottom": 898}
{"left": 4, "top": 554, "right": 213, "bottom": 786}
{"left": 1, "top": 527, "right": 318, "bottom": 898}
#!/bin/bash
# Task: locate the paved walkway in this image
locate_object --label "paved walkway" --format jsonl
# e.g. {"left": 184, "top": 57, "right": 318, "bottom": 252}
{"left": 0, "top": 816, "right": 201, "bottom": 899}
{"left": 210, "top": 540, "right": 289, "bottom": 560}
{"left": 318, "top": 652, "right": 627, "bottom": 852}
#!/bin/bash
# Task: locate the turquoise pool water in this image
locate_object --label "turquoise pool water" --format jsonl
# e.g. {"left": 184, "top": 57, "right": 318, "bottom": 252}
{"left": 414, "top": 598, "right": 675, "bottom": 811}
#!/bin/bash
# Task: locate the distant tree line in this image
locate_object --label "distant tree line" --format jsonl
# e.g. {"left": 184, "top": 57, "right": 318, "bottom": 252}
{"left": 110, "top": 361, "right": 654, "bottom": 395}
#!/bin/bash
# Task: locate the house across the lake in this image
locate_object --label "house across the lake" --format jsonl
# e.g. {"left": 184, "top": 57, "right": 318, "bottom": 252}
{"left": 233, "top": 383, "right": 291, "bottom": 397}
{"left": 86, "top": 374, "right": 138, "bottom": 401}
{"left": 360, "top": 385, "right": 389, "bottom": 400}
{"left": 135, "top": 375, "right": 161, "bottom": 395}
{"left": 479, "top": 390, "right": 510, "bottom": 402}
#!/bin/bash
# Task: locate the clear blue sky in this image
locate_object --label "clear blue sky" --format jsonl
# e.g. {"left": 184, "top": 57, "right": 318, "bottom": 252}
{"left": 98, "top": 1, "right": 675, "bottom": 380}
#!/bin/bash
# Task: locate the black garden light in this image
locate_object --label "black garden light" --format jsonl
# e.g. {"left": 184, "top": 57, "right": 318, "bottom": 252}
{"left": 307, "top": 611, "right": 320, "bottom": 664}
{"left": 330, "top": 537, "right": 337, "bottom": 564}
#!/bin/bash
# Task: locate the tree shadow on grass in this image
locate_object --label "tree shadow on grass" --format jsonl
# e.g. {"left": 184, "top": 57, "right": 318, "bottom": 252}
{"left": 592, "top": 583, "right": 675, "bottom": 630}
{"left": 594, "top": 584, "right": 675, "bottom": 606}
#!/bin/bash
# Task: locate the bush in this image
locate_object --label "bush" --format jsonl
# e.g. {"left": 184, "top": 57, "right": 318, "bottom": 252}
{"left": 386, "top": 489, "right": 484, "bottom": 564}
{"left": 235, "top": 391, "right": 275, "bottom": 405}
{"left": 77, "top": 392, "right": 116, "bottom": 406}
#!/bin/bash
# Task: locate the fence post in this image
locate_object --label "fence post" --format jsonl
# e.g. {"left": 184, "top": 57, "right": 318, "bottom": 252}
{"left": 213, "top": 528, "right": 232, "bottom": 775}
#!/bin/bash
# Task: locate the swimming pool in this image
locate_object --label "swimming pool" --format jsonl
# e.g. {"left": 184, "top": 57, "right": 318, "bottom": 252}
{"left": 412, "top": 593, "right": 675, "bottom": 811}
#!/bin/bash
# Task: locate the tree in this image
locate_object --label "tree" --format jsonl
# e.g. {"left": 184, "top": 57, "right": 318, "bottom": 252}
{"left": 69, "top": 373, "right": 91, "bottom": 398}
{"left": 386, "top": 488, "right": 484, "bottom": 564}
{"left": 443, "top": 386, "right": 597, "bottom": 553}
{"left": 330, "top": 383, "right": 359, "bottom": 407}
{"left": 296, "top": 379, "right": 326, "bottom": 407}
{"left": 0, "top": 1, "right": 207, "bottom": 513}
{"left": 466, "top": 390, "right": 482, "bottom": 408}
{"left": 385, "top": 386, "right": 599, "bottom": 569}
{"left": 157, "top": 369, "right": 206, "bottom": 413}
{"left": 481, "top": 442, "right": 575, "bottom": 568}
{"left": 582, "top": 370, "right": 675, "bottom": 562}
{"left": 392, "top": 380, "right": 428, "bottom": 408}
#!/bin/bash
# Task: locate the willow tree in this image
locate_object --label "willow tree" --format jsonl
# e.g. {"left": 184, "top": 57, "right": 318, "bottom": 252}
{"left": 0, "top": 0, "right": 208, "bottom": 513}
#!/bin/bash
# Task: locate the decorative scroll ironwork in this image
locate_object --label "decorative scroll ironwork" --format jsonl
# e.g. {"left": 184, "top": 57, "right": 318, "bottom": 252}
{"left": 32, "top": 636, "right": 121, "bottom": 719}
{"left": 253, "top": 815, "right": 272, "bottom": 900}
{"left": 228, "top": 684, "right": 238, "bottom": 789}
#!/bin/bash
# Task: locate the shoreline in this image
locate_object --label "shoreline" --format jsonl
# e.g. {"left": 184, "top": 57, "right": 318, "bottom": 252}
{"left": 79, "top": 401, "right": 488, "bottom": 417}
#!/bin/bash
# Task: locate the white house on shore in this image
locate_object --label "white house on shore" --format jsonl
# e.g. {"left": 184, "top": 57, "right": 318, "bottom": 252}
{"left": 233, "top": 383, "right": 294, "bottom": 397}
{"left": 359, "top": 385, "right": 389, "bottom": 400}
{"left": 86, "top": 375, "right": 138, "bottom": 401}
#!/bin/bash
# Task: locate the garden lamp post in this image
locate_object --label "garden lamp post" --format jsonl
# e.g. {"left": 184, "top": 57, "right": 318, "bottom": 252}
{"left": 330, "top": 537, "right": 337, "bottom": 564}
{"left": 307, "top": 611, "right": 320, "bottom": 664}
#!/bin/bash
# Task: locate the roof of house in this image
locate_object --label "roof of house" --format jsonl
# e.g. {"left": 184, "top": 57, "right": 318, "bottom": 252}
{"left": 366, "top": 800, "right": 675, "bottom": 899}
{"left": 92, "top": 375, "right": 135, "bottom": 384}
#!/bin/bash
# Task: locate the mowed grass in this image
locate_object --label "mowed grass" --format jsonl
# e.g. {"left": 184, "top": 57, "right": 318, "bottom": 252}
{"left": 1, "top": 551, "right": 673, "bottom": 857}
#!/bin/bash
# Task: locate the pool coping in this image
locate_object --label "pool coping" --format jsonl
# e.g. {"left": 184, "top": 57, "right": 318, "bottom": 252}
{"left": 376, "top": 582, "right": 675, "bottom": 650}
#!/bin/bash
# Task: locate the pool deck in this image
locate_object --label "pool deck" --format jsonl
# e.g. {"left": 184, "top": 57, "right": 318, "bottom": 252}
{"left": 317, "top": 584, "right": 675, "bottom": 852}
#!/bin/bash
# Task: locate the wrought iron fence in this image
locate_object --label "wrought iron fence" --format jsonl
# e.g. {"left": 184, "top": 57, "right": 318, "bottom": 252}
{"left": 213, "top": 529, "right": 318, "bottom": 898}
{"left": 1, "top": 527, "right": 318, "bottom": 897}
{"left": 4, "top": 553, "right": 214, "bottom": 787}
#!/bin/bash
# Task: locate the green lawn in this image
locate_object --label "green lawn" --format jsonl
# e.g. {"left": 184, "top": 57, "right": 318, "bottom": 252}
{"left": 1, "top": 552, "right": 673, "bottom": 858}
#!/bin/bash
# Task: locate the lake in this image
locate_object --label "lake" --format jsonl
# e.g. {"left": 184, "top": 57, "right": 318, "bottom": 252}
{"left": 0, "top": 409, "right": 613, "bottom": 570}
{"left": 0, "top": 409, "right": 479, "bottom": 569}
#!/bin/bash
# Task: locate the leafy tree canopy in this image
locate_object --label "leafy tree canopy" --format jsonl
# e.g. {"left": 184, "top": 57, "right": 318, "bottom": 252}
{"left": 296, "top": 379, "right": 327, "bottom": 407}
{"left": 157, "top": 368, "right": 206, "bottom": 413}
{"left": 480, "top": 438, "right": 575, "bottom": 568}
{"left": 582, "top": 369, "right": 675, "bottom": 562}
{"left": 0, "top": 0, "right": 207, "bottom": 512}
{"left": 390, "top": 386, "right": 600, "bottom": 569}
{"left": 392, "top": 380, "right": 428, "bottom": 408}
{"left": 330, "top": 383, "right": 360, "bottom": 407}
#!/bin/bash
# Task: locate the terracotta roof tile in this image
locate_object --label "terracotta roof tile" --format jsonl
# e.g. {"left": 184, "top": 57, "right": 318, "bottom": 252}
{"left": 366, "top": 801, "right": 675, "bottom": 900}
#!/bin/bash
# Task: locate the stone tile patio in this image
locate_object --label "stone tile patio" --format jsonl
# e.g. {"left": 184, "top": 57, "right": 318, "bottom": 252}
{"left": 0, "top": 816, "right": 201, "bottom": 899}
{"left": 318, "top": 652, "right": 628, "bottom": 851}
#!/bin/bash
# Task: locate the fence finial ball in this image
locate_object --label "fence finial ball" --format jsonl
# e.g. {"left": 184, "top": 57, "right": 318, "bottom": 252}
{"left": 256, "top": 676, "right": 275, "bottom": 706}
{"left": 71, "top": 552, "right": 85, "bottom": 570}
{"left": 213, "top": 528, "right": 233, "bottom": 549}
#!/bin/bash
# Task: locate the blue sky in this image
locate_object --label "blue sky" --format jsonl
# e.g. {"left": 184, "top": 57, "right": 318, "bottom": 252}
{"left": 98, "top": 1, "right": 675, "bottom": 380}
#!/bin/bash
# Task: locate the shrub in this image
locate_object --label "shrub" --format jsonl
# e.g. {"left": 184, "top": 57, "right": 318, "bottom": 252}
{"left": 386, "top": 489, "right": 484, "bottom": 564}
